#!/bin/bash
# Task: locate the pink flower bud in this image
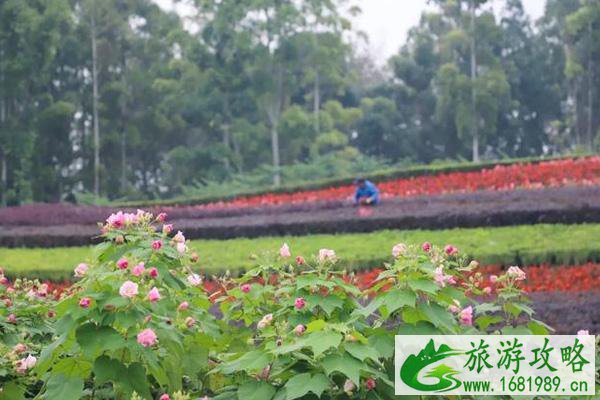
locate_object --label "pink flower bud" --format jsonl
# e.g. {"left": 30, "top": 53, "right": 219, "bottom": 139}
{"left": 294, "top": 324, "right": 306, "bottom": 336}
{"left": 178, "top": 301, "right": 189, "bottom": 311}
{"left": 444, "top": 245, "right": 458, "bottom": 255}
{"left": 162, "top": 224, "right": 173, "bottom": 235}
{"left": 7, "top": 313, "right": 16, "bottom": 324}
{"left": 152, "top": 240, "right": 162, "bottom": 250}
{"left": 132, "top": 262, "right": 145, "bottom": 277}
{"left": 159, "top": 395, "right": 170, "bottom": 400}
{"left": 459, "top": 306, "right": 473, "bottom": 326}
{"left": 47, "top": 310, "right": 56, "bottom": 318}
{"left": 0, "top": 276, "right": 8, "bottom": 285}
{"left": 422, "top": 242, "right": 431, "bottom": 252}
{"left": 294, "top": 297, "right": 306, "bottom": 310}
{"left": 279, "top": 243, "right": 291, "bottom": 258}
{"left": 185, "top": 317, "right": 196, "bottom": 328}
{"left": 240, "top": 284, "right": 251, "bottom": 293}
{"left": 148, "top": 267, "right": 159, "bottom": 278}
{"left": 157, "top": 212, "right": 167, "bottom": 222}
{"left": 147, "top": 287, "right": 161, "bottom": 302}
{"left": 79, "top": 297, "right": 91, "bottom": 308}
{"left": 117, "top": 258, "right": 129, "bottom": 270}
{"left": 13, "top": 343, "right": 27, "bottom": 354}
{"left": 295, "top": 256, "right": 305, "bottom": 265}
{"left": 392, "top": 243, "right": 408, "bottom": 258}
{"left": 343, "top": 379, "right": 355, "bottom": 394}
{"left": 187, "top": 273, "right": 202, "bottom": 286}
{"left": 74, "top": 263, "right": 88, "bottom": 278}
{"left": 365, "top": 378, "right": 376, "bottom": 391}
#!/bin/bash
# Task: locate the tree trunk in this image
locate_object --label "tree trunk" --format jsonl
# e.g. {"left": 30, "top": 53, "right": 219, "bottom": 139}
{"left": 270, "top": 123, "right": 280, "bottom": 186}
{"left": 120, "top": 51, "right": 128, "bottom": 193}
{"left": 313, "top": 70, "right": 320, "bottom": 134}
{"left": 266, "top": 63, "right": 284, "bottom": 187}
{"left": 120, "top": 124, "right": 126, "bottom": 192}
{"left": 0, "top": 153, "right": 6, "bottom": 207}
{"left": 91, "top": 2, "right": 101, "bottom": 196}
{"left": 0, "top": 45, "right": 5, "bottom": 207}
{"left": 222, "top": 95, "right": 231, "bottom": 172}
{"left": 469, "top": 0, "right": 479, "bottom": 162}
{"left": 586, "top": 20, "right": 593, "bottom": 149}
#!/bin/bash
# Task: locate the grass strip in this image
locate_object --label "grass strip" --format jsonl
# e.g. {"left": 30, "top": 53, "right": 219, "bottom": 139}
{"left": 1, "top": 223, "right": 599, "bottom": 281}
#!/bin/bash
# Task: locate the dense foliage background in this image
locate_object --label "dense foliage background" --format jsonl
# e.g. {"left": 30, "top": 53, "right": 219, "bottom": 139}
{"left": 0, "top": 0, "right": 599, "bottom": 204}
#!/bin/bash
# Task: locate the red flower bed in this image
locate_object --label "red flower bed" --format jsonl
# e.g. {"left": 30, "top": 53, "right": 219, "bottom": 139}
{"left": 479, "top": 263, "right": 600, "bottom": 293}
{"left": 15, "top": 263, "right": 599, "bottom": 294}
{"left": 198, "top": 157, "right": 600, "bottom": 209}
{"left": 354, "top": 264, "right": 600, "bottom": 293}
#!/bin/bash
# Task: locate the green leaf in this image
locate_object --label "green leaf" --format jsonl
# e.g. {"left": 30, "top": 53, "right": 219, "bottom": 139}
{"left": 355, "top": 297, "right": 384, "bottom": 317}
{"left": 475, "top": 315, "right": 504, "bottom": 330}
{"left": 408, "top": 279, "right": 439, "bottom": 294}
{"left": 122, "top": 362, "right": 152, "bottom": 399}
{"left": 283, "top": 373, "right": 330, "bottom": 400}
{"left": 53, "top": 358, "right": 92, "bottom": 379}
{"left": 305, "top": 294, "right": 343, "bottom": 316}
{"left": 528, "top": 320, "right": 552, "bottom": 335}
{"left": 76, "top": 323, "right": 126, "bottom": 356}
{"left": 304, "top": 331, "right": 342, "bottom": 357}
{"left": 305, "top": 319, "right": 326, "bottom": 333}
{"left": 344, "top": 341, "right": 380, "bottom": 362}
{"left": 418, "top": 302, "right": 456, "bottom": 332}
{"left": 321, "top": 352, "right": 365, "bottom": 386}
{"left": 45, "top": 374, "right": 84, "bottom": 400}
{"left": 401, "top": 307, "right": 427, "bottom": 325}
{"left": 381, "top": 289, "right": 416, "bottom": 313}
{"left": 35, "top": 332, "right": 68, "bottom": 374}
{"left": 93, "top": 355, "right": 126, "bottom": 385}
{"left": 295, "top": 275, "right": 320, "bottom": 289}
{"left": 368, "top": 332, "right": 395, "bottom": 359}
{"left": 501, "top": 326, "right": 532, "bottom": 334}
{"left": 397, "top": 322, "right": 441, "bottom": 335}
{"left": 237, "top": 381, "right": 276, "bottom": 400}
{"left": 219, "top": 350, "right": 270, "bottom": 374}
{"left": 0, "top": 382, "right": 25, "bottom": 400}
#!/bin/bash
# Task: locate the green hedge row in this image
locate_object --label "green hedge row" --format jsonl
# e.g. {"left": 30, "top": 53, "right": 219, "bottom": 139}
{"left": 115, "top": 154, "right": 590, "bottom": 208}
{"left": 2, "top": 223, "right": 599, "bottom": 282}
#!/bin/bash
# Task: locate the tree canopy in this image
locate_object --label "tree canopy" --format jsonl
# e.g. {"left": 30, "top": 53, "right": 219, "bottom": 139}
{"left": 0, "top": 0, "right": 598, "bottom": 205}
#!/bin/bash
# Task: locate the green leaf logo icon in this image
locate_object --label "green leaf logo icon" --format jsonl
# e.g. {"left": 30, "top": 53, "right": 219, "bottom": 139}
{"left": 400, "top": 339, "right": 464, "bottom": 392}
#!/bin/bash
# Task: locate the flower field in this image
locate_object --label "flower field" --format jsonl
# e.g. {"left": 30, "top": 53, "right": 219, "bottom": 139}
{"left": 3, "top": 185, "right": 600, "bottom": 248}
{"left": 1, "top": 159, "right": 600, "bottom": 399}
{"left": 1, "top": 211, "right": 597, "bottom": 400}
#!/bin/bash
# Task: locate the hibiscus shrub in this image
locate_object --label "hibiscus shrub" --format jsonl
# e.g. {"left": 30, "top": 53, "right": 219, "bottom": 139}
{"left": 0, "top": 210, "right": 595, "bottom": 400}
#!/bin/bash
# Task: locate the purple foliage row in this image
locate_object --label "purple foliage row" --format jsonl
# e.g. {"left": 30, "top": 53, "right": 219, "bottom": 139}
{"left": 1, "top": 186, "right": 600, "bottom": 248}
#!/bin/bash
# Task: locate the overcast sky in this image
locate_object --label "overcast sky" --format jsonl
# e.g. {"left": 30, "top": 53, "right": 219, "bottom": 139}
{"left": 155, "top": 0, "right": 547, "bottom": 64}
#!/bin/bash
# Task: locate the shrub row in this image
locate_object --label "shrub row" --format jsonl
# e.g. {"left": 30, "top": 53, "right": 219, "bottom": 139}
{"left": 2, "top": 186, "right": 600, "bottom": 248}
{"left": 4, "top": 223, "right": 600, "bottom": 282}
{"left": 114, "top": 154, "right": 594, "bottom": 207}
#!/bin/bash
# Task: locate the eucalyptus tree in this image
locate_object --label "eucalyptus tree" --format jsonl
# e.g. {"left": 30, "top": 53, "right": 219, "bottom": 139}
{"left": 0, "top": 0, "right": 71, "bottom": 205}
{"left": 565, "top": 0, "right": 600, "bottom": 149}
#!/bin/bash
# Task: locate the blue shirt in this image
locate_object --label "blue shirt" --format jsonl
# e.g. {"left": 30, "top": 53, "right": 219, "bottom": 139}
{"left": 354, "top": 180, "right": 380, "bottom": 204}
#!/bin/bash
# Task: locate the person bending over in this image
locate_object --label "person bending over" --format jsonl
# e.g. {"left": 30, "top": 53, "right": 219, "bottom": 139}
{"left": 353, "top": 178, "right": 380, "bottom": 206}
